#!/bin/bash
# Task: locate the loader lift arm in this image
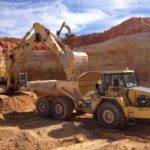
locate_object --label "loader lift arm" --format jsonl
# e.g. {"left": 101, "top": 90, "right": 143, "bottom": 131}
{"left": 6, "top": 23, "right": 87, "bottom": 91}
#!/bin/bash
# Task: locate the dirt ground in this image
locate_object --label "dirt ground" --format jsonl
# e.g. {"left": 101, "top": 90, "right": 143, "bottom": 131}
{"left": 0, "top": 93, "right": 150, "bottom": 150}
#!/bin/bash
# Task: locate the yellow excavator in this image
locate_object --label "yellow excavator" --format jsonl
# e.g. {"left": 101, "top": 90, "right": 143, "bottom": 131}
{"left": 56, "top": 22, "right": 77, "bottom": 38}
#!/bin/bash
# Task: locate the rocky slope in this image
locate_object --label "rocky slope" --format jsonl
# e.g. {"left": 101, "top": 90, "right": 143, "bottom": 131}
{"left": 1, "top": 17, "right": 150, "bottom": 51}
{"left": 63, "top": 17, "right": 150, "bottom": 49}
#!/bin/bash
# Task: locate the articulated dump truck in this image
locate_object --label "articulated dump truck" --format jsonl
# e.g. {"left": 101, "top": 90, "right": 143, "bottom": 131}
{"left": 0, "top": 22, "right": 150, "bottom": 129}
{"left": 28, "top": 69, "right": 150, "bottom": 129}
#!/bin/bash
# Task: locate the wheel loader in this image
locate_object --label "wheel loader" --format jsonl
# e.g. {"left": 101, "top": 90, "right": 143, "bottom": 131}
{"left": 26, "top": 69, "right": 150, "bottom": 129}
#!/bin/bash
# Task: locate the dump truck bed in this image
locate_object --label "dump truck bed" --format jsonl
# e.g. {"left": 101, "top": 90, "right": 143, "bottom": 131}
{"left": 27, "top": 80, "right": 79, "bottom": 100}
{"left": 27, "top": 71, "right": 101, "bottom": 101}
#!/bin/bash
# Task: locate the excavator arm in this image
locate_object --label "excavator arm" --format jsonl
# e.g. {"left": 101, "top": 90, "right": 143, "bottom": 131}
{"left": 56, "top": 22, "right": 77, "bottom": 38}
{"left": 6, "top": 23, "right": 88, "bottom": 91}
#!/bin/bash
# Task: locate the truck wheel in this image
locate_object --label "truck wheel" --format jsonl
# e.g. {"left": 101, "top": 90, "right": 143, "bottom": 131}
{"left": 51, "top": 97, "right": 74, "bottom": 120}
{"left": 97, "top": 102, "right": 126, "bottom": 129}
{"left": 36, "top": 97, "right": 51, "bottom": 117}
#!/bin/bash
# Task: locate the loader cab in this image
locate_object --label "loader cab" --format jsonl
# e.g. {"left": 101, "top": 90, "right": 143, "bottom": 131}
{"left": 101, "top": 70, "right": 137, "bottom": 93}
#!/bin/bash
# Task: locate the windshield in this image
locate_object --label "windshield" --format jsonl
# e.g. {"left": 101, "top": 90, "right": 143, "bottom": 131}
{"left": 123, "top": 73, "right": 137, "bottom": 87}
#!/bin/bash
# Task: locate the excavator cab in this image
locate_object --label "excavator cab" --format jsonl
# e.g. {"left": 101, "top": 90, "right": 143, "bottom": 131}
{"left": 56, "top": 22, "right": 77, "bottom": 38}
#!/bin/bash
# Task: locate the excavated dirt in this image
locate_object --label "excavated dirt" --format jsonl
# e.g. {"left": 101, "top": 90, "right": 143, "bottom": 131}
{"left": 0, "top": 92, "right": 149, "bottom": 150}
{"left": 0, "top": 92, "right": 37, "bottom": 114}
{"left": 0, "top": 17, "right": 150, "bottom": 149}
{"left": 0, "top": 110, "right": 150, "bottom": 150}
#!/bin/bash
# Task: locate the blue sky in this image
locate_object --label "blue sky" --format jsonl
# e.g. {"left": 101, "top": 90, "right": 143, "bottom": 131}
{"left": 0, "top": 0, "right": 150, "bottom": 37}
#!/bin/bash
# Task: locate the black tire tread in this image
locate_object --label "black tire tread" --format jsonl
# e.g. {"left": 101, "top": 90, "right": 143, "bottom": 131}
{"left": 97, "top": 101, "right": 126, "bottom": 129}
{"left": 51, "top": 97, "right": 74, "bottom": 120}
{"left": 36, "top": 97, "right": 51, "bottom": 117}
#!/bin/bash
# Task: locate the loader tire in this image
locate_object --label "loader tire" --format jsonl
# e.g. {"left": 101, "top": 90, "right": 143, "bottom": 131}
{"left": 97, "top": 101, "right": 126, "bottom": 129}
{"left": 51, "top": 97, "right": 73, "bottom": 120}
{"left": 36, "top": 97, "right": 51, "bottom": 117}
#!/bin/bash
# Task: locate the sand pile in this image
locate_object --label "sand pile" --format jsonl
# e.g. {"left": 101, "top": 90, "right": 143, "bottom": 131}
{"left": 0, "top": 92, "right": 37, "bottom": 115}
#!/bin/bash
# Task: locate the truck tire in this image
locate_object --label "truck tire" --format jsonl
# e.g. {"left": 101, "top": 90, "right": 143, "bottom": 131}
{"left": 36, "top": 97, "right": 51, "bottom": 117}
{"left": 97, "top": 101, "right": 126, "bottom": 129}
{"left": 51, "top": 97, "right": 74, "bottom": 120}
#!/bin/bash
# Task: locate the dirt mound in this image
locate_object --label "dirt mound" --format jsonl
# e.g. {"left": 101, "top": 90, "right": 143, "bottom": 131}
{"left": 0, "top": 38, "right": 49, "bottom": 56}
{"left": 0, "top": 38, "right": 19, "bottom": 47}
{"left": 0, "top": 92, "right": 37, "bottom": 115}
{"left": 64, "top": 17, "right": 150, "bottom": 49}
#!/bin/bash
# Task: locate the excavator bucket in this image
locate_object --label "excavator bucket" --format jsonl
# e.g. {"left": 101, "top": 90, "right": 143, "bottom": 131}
{"left": 59, "top": 51, "right": 88, "bottom": 80}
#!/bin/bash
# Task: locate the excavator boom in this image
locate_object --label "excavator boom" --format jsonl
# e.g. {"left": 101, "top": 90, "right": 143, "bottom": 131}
{"left": 56, "top": 22, "right": 77, "bottom": 38}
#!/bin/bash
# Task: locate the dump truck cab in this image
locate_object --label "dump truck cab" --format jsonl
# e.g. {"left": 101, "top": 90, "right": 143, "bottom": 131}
{"left": 99, "top": 69, "right": 150, "bottom": 108}
{"left": 83, "top": 69, "right": 150, "bottom": 129}
{"left": 102, "top": 70, "right": 137, "bottom": 93}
